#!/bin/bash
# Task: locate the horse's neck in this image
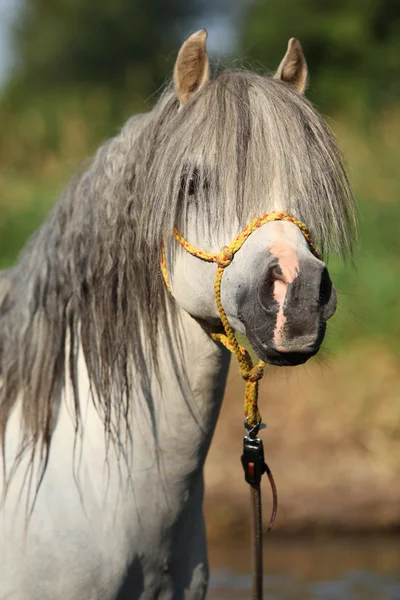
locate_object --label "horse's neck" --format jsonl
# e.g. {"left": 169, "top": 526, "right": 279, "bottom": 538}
{"left": 4, "top": 306, "right": 230, "bottom": 537}
{"left": 131, "top": 307, "right": 231, "bottom": 476}
{"left": 60, "top": 305, "right": 231, "bottom": 492}
{"left": 63, "top": 305, "right": 230, "bottom": 539}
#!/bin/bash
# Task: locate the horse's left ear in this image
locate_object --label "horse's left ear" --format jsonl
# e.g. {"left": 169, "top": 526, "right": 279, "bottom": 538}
{"left": 174, "top": 29, "right": 210, "bottom": 106}
{"left": 274, "top": 38, "right": 308, "bottom": 95}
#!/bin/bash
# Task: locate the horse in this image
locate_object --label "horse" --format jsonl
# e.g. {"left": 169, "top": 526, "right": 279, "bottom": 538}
{"left": 0, "top": 30, "right": 356, "bottom": 599}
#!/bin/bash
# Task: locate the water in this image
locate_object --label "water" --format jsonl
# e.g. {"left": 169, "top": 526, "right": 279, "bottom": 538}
{"left": 208, "top": 537, "right": 399, "bottom": 599}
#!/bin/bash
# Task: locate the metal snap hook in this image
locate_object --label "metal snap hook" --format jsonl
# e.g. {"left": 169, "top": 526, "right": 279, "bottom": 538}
{"left": 244, "top": 418, "right": 267, "bottom": 439}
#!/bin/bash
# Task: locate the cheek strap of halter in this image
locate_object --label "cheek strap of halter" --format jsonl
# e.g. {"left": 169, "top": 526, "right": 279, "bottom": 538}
{"left": 160, "top": 211, "right": 320, "bottom": 429}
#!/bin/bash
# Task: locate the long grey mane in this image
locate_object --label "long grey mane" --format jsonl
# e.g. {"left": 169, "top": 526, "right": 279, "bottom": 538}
{"left": 0, "top": 70, "right": 356, "bottom": 465}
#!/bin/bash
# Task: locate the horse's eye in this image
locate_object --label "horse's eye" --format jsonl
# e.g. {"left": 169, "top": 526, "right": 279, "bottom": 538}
{"left": 180, "top": 169, "right": 201, "bottom": 198}
{"left": 187, "top": 172, "right": 199, "bottom": 196}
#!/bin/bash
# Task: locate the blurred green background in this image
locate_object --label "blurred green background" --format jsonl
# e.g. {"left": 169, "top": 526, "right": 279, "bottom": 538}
{"left": 0, "top": 0, "right": 399, "bottom": 543}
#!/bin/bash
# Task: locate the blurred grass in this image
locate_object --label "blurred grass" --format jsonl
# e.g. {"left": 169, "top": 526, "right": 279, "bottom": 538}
{"left": 326, "top": 110, "right": 400, "bottom": 353}
{"left": 0, "top": 94, "right": 399, "bottom": 354}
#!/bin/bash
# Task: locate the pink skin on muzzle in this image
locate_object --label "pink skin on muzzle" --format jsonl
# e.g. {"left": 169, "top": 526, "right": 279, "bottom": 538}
{"left": 269, "top": 241, "right": 300, "bottom": 352}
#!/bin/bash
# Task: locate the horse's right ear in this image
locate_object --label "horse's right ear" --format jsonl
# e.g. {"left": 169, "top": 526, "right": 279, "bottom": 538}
{"left": 274, "top": 38, "right": 308, "bottom": 95}
{"left": 174, "top": 29, "right": 210, "bottom": 106}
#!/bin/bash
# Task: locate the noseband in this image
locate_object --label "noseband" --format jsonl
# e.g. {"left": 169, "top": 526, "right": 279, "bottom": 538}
{"left": 161, "top": 211, "right": 320, "bottom": 429}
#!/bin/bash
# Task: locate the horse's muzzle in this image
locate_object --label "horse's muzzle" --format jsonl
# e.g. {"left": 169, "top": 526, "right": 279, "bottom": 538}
{"left": 237, "top": 255, "right": 336, "bottom": 366}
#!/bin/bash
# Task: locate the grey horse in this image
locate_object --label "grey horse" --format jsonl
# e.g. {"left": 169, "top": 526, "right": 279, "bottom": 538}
{"left": 0, "top": 30, "right": 356, "bottom": 599}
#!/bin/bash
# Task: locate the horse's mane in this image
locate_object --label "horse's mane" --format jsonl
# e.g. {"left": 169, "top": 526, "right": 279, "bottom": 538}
{"left": 0, "top": 70, "right": 356, "bottom": 464}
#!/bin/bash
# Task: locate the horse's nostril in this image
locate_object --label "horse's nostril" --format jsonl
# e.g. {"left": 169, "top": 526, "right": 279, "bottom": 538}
{"left": 259, "top": 262, "right": 285, "bottom": 306}
{"left": 319, "top": 267, "right": 333, "bottom": 305}
{"left": 267, "top": 263, "right": 285, "bottom": 284}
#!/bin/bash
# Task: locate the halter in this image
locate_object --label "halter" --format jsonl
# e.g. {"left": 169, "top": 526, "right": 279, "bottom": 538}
{"left": 160, "top": 211, "right": 320, "bottom": 430}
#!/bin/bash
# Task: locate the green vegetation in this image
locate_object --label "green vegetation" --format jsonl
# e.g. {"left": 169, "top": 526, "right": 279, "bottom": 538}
{"left": 242, "top": 0, "right": 400, "bottom": 115}
{"left": 14, "top": 0, "right": 199, "bottom": 89}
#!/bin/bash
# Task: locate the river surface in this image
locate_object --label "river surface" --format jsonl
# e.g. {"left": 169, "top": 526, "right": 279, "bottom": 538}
{"left": 208, "top": 537, "right": 399, "bottom": 599}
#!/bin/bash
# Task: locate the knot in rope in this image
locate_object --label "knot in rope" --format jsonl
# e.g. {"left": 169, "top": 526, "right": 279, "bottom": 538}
{"left": 216, "top": 247, "right": 234, "bottom": 268}
{"left": 242, "top": 365, "right": 265, "bottom": 383}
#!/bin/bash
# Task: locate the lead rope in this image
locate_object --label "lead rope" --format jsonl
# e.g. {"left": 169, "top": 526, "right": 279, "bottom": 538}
{"left": 241, "top": 434, "right": 278, "bottom": 600}
{"left": 160, "top": 211, "right": 320, "bottom": 600}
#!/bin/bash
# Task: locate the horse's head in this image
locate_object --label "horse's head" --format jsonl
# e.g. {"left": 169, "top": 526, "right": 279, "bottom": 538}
{"left": 154, "top": 30, "right": 355, "bottom": 367}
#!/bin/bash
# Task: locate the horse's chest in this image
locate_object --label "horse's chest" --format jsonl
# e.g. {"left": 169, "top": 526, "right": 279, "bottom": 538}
{"left": 2, "top": 478, "right": 207, "bottom": 600}
{"left": 1, "top": 332, "right": 222, "bottom": 599}
{"left": 1, "top": 417, "right": 208, "bottom": 600}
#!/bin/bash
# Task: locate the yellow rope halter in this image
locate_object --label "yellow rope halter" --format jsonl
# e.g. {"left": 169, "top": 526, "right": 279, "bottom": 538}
{"left": 160, "top": 211, "right": 320, "bottom": 430}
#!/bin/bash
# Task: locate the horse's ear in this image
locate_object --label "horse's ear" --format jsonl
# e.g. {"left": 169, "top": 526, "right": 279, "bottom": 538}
{"left": 274, "top": 38, "right": 308, "bottom": 95}
{"left": 174, "top": 29, "right": 210, "bottom": 106}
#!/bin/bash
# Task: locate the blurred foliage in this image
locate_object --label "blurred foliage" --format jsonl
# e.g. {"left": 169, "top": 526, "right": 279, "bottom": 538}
{"left": 14, "top": 0, "right": 200, "bottom": 90}
{"left": 0, "top": 0, "right": 400, "bottom": 355}
{"left": 242, "top": 0, "right": 400, "bottom": 115}
{"left": 0, "top": 0, "right": 216, "bottom": 173}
